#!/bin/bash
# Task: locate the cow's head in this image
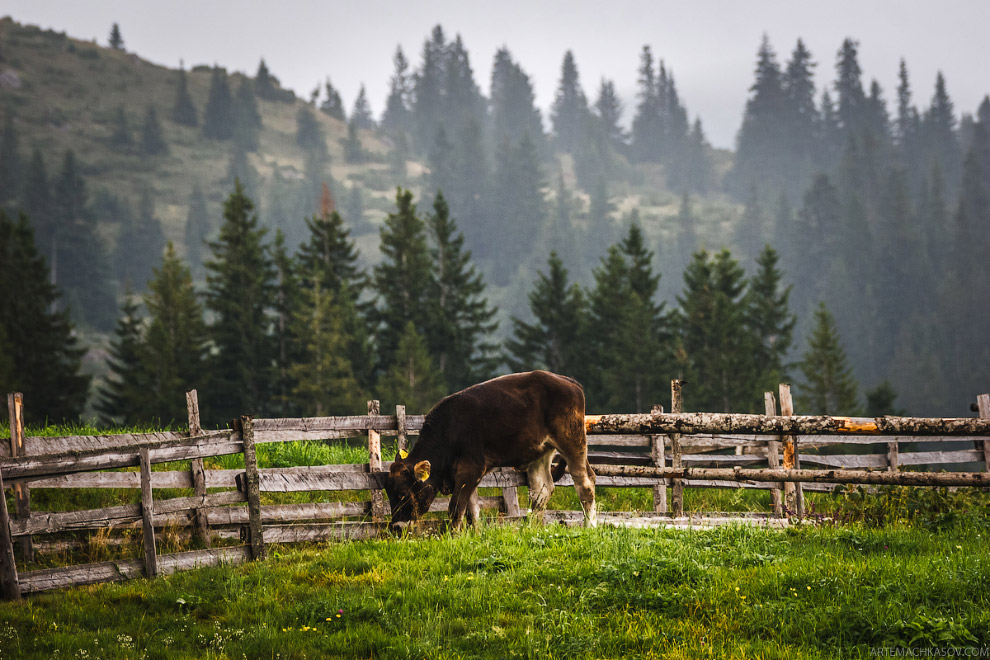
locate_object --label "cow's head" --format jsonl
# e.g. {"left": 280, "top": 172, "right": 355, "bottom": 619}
{"left": 384, "top": 457, "right": 434, "bottom": 531}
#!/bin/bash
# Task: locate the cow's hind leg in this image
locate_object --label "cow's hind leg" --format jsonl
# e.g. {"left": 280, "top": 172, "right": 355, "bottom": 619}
{"left": 526, "top": 448, "right": 556, "bottom": 524}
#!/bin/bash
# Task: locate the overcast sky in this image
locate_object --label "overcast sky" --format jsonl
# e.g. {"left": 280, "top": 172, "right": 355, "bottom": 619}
{"left": 5, "top": 1, "right": 990, "bottom": 149}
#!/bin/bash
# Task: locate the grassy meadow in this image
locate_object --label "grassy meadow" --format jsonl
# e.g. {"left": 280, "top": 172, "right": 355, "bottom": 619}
{"left": 1, "top": 522, "right": 988, "bottom": 659}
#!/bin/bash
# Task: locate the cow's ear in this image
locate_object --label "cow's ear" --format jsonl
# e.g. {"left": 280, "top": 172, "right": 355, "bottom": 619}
{"left": 414, "top": 460, "right": 431, "bottom": 482}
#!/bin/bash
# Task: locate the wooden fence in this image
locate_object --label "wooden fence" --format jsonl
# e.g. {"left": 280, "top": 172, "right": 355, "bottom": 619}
{"left": 2, "top": 384, "right": 990, "bottom": 601}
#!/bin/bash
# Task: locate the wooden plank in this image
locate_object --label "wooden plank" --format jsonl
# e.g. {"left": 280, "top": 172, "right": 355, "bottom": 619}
{"left": 8, "top": 392, "right": 32, "bottom": 562}
{"left": 395, "top": 405, "right": 408, "bottom": 454}
{"left": 261, "top": 522, "right": 384, "bottom": 544}
{"left": 670, "top": 380, "right": 684, "bottom": 517}
{"left": 206, "top": 501, "right": 367, "bottom": 526}
{"left": 887, "top": 439, "right": 899, "bottom": 472}
{"left": 21, "top": 430, "right": 209, "bottom": 456}
{"left": 240, "top": 416, "right": 265, "bottom": 561}
{"left": 18, "top": 546, "right": 252, "bottom": 594}
{"left": 897, "top": 449, "right": 984, "bottom": 466}
{"left": 139, "top": 447, "right": 158, "bottom": 578}
{"left": 587, "top": 434, "right": 651, "bottom": 448}
{"left": 594, "top": 464, "right": 990, "bottom": 487}
{"left": 798, "top": 454, "right": 887, "bottom": 469}
{"left": 586, "top": 411, "right": 990, "bottom": 436}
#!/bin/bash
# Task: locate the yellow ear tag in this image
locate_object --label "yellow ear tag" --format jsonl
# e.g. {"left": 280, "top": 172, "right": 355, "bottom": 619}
{"left": 399, "top": 449, "right": 409, "bottom": 460}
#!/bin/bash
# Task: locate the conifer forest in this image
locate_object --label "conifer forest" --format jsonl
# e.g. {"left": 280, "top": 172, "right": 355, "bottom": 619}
{"left": 1, "top": 17, "right": 989, "bottom": 425}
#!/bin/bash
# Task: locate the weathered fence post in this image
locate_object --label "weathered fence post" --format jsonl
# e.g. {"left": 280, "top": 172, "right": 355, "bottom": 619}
{"left": 368, "top": 400, "right": 387, "bottom": 523}
{"left": 0, "top": 438, "right": 20, "bottom": 600}
{"left": 977, "top": 394, "right": 990, "bottom": 477}
{"left": 650, "top": 404, "right": 667, "bottom": 514}
{"left": 7, "top": 393, "right": 32, "bottom": 562}
{"left": 779, "top": 384, "right": 803, "bottom": 519}
{"left": 240, "top": 416, "right": 266, "bottom": 561}
{"left": 139, "top": 446, "right": 158, "bottom": 578}
{"left": 670, "top": 381, "right": 685, "bottom": 517}
{"left": 887, "top": 438, "right": 900, "bottom": 471}
{"left": 395, "top": 404, "right": 408, "bottom": 454}
{"left": 764, "top": 392, "right": 783, "bottom": 517}
{"left": 186, "top": 390, "right": 211, "bottom": 547}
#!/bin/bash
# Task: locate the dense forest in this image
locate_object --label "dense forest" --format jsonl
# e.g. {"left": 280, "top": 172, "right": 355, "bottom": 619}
{"left": 1, "top": 18, "right": 988, "bottom": 423}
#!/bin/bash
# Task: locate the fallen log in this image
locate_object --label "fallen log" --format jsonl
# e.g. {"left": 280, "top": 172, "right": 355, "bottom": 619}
{"left": 592, "top": 464, "right": 990, "bottom": 487}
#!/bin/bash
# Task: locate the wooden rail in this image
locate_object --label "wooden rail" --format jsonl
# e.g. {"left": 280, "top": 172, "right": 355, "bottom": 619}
{"left": 3, "top": 384, "right": 990, "bottom": 600}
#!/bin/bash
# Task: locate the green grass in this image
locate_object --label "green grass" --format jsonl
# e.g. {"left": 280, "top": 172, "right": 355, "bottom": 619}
{"left": 2, "top": 521, "right": 988, "bottom": 659}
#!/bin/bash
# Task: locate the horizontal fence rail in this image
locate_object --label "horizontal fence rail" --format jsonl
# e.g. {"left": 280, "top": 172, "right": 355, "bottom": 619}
{"left": 3, "top": 386, "right": 990, "bottom": 601}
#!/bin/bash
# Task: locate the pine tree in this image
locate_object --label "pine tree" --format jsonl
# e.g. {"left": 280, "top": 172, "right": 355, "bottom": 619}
{"left": 921, "top": 72, "right": 961, "bottom": 189}
{"left": 232, "top": 77, "right": 261, "bottom": 152}
{"left": 254, "top": 59, "right": 285, "bottom": 101}
{"left": 319, "top": 78, "right": 346, "bottom": 121}
{"left": 675, "top": 249, "right": 755, "bottom": 413}
{"left": 108, "top": 23, "right": 124, "bottom": 50}
{"left": 95, "top": 293, "right": 148, "bottom": 425}
{"left": 376, "top": 321, "right": 445, "bottom": 413}
{"left": 506, "top": 252, "right": 589, "bottom": 382}
{"left": 381, "top": 46, "right": 411, "bottom": 134}
{"left": 296, "top": 105, "right": 328, "bottom": 162}
{"left": 172, "top": 67, "right": 198, "bottom": 127}
{"left": 745, "top": 245, "right": 796, "bottom": 401}
{"left": 373, "top": 188, "right": 432, "bottom": 370}
{"left": 489, "top": 47, "right": 545, "bottom": 150}
{"left": 202, "top": 67, "right": 235, "bottom": 141}
{"left": 51, "top": 150, "right": 115, "bottom": 329}
{"left": 423, "top": 192, "right": 499, "bottom": 390}
{"left": 350, "top": 84, "right": 375, "bottom": 130}
{"left": 139, "top": 105, "right": 168, "bottom": 156}
{"left": 0, "top": 109, "right": 22, "bottom": 204}
{"left": 865, "top": 380, "right": 905, "bottom": 416}
{"left": 593, "top": 78, "right": 626, "bottom": 152}
{"left": 491, "top": 133, "right": 547, "bottom": 284}
{"left": 109, "top": 106, "right": 133, "bottom": 152}
{"left": 289, "top": 282, "right": 364, "bottom": 417}
{"left": 269, "top": 230, "right": 303, "bottom": 417}
{"left": 142, "top": 243, "right": 209, "bottom": 423}
{"left": 20, "top": 149, "right": 51, "bottom": 257}
{"left": 184, "top": 185, "right": 210, "bottom": 278}
{"left": 204, "top": 180, "right": 276, "bottom": 421}
{"left": 551, "top": 51, "right": 589, "bottom": 154}
{"left": 343, "top": 118, "right": 365, "bottom": 164}
{"left": 834, "top": 38, "right": 868, "bottom": 140}
{"left": 797, "top": 302, "right": 861, "bottom": 415}
{"left": 631, "top": 45, "right": 660, "bottom": 163}
{"left": 116, "top": 187, "right": 166, "bottom": 289}
{"left": 0, "top": 210, "right": 89, "bottom": 423}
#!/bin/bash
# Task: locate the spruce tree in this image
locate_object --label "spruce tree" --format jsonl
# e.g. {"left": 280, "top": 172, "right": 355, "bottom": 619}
{"left": 172, "top": 67, "right": 199, "bottom": 127}
{"left": 116, "top": 187, "right": 166, "bottom": 289}
{"left": 424, "top": 192, "right": 499, "bottom": 390}
{"left": 52, "top": 150, "right": 115, "bottom": 329}
{"left": 373, "top": 188, "right": 432, "bottom": 371}
{"left": 350, "top": 84, "right": 375, "bottom": 130}
{"left": 184, "top": 185, "right": 211, "bottom": 278}
{"left": 551, "top": 50, "right": 589, "bottom": 154}
{"left": 142, "top": 243, "right": 209, "bottom": 423}
{"left": 233, "top": 77, "right": 262, "bottom": 152}
{"left": 745, "top": 245, "right": 796, "bottom": 400}
{"left": 96, "top": 293, "right": 148, "bottom": 426}
{"left": 797, "top": 302, "right": 861, "bottom": 415}
{"left": 204, "top": 180, "right": 276, "bottom": 421}
{"left": 593, "top": 78, "right": 626, "bottom": 152}
{"left": 202, "top": 67, "right": 235, "bottom": 141}
{"left": 376, "top": 321, "right": 445, "bottom": 413}
{"left": 631, "top": 45, "right": 660, "bottom": 163}
{"left": 109, "top": 106, "right": 133, "bottom": 152}
{"left": 0, "top": 210, "right": 89, "bottom": 423}
{"left": 506, "top": 252, "right": 589, "bottom": 382}
{"left": 139, "top": 106, "right": 168, "bottom": 156}
{"left": 20, "top": 149, "right": 51, "bottom": 257}
{"left": 381, "top": 46, "right": 411, "bottom": 134}
{"left": 254, "top": 59, "right": 281, "bottom": 101}
{"left": 320, "top": 78, "right": 346, "bottom": 121}
{"left": 489, "top": 48, "right": 545, "bottom": 150}
{"left": 290, "top": 283, "right": 365, "bottom": 416}
{"left": 0, "top": 109, "right": 22, "bottom": 204}
{"left": 108, "top": 23, "right": 124, "bottom": 50}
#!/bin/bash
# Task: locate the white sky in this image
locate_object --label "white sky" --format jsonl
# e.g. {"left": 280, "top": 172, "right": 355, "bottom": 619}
{"left": 5, "top": 0, "right": 990, "bottom": 149}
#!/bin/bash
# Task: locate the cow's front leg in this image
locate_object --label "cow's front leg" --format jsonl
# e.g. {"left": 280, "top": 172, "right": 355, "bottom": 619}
{"left": 448, "top": 465, "right": 484, "bottom": 530}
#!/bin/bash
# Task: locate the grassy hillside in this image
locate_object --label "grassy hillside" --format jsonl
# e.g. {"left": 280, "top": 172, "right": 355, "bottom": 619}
{"left": 0, "top": 16, "right": 405, "bottom": 258}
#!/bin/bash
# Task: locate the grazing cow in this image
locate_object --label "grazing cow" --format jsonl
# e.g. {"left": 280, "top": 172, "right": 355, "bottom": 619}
{"left": 384, "top": 371, "right": 597, "bottom": 530}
